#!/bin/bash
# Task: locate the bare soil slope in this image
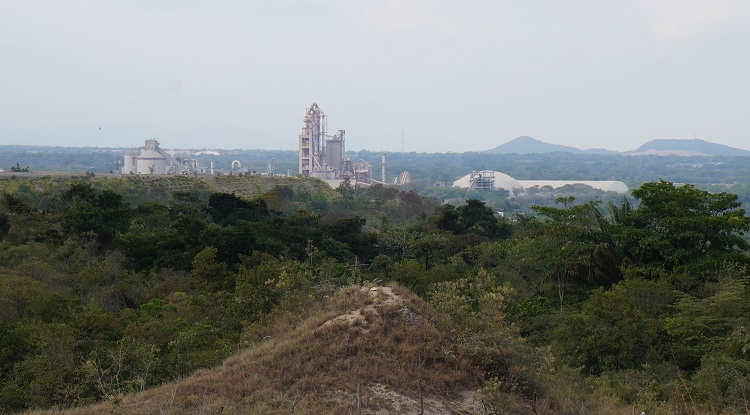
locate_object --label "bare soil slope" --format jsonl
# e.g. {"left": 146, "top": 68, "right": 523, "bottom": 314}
{"left": 34, "top": 286, "right": 487, "bottom": 415}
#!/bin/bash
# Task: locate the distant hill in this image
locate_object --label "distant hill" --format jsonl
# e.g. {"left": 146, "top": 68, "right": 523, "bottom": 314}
{"left": 625, "top": 139, "right": 750, "bottom": 156}
{"left": 484, "top": 136, "right": 617, "bottom": 155}
{"left": 484, "top": 137, "right": 749, "bottom": 157}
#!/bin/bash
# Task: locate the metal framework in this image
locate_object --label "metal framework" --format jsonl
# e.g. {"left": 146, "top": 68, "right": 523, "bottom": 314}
{"left": 469, "top": 170, "right": 496, "bottom": 190}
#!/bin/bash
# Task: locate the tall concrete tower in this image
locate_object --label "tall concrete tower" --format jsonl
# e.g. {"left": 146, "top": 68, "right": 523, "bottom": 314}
{"left": 298, "top": 103, "right": 325, "bottom": 176}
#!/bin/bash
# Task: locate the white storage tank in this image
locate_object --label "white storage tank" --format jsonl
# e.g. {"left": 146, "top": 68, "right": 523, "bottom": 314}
{"left": 123, "top": 150, "right": 138, "bottom": 174}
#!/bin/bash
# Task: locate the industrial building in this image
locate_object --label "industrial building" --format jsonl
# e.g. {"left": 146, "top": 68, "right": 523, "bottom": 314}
{"left": 298, "top": 102, "right": 372, "bottom": 186}
{"left": 453, "top": 170, "right": 628, "bottom": 193}
{"left": 123, "top": 139, "right": 211, "bottom": 175}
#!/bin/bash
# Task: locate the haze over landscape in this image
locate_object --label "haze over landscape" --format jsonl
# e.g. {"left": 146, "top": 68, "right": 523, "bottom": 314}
{"left": 7, "top": 3, "right": 750, "bottom": 414}
{"left": 2, "top": 1, "right": 750, "bottom": 153}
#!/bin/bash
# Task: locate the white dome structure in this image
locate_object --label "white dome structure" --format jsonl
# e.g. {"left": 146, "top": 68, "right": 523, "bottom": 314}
{"left": 520, "top": 180, "right": 629, "bottom": 193}
{"left": 453, "top": 171, "right": 524, "bottom": 191}
{"left": 452, "top": 170, "right": 628, "bottom": 194}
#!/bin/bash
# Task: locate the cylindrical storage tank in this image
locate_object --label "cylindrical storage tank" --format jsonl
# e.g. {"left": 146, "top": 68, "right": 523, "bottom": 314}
{"left": 136, "top": 148, "right": 167, "bottom": 174}
{"left": 123, "top": 151, "right": 137, "bottom": 174}
{"left": 326, "top": 139, "right": 343, "bottom": 172}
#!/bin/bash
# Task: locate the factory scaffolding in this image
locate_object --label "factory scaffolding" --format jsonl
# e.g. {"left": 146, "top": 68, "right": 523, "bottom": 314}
{"left": 298, "top": 103, "right": 326, "bottom": 176}
{"left": 298, "top": 102, "right": 356, "bottom": 182}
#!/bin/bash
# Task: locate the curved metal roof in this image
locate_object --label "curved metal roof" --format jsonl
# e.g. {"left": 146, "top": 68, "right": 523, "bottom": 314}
{"left": 452, "top": 170, "right": 628, "bottom": 193}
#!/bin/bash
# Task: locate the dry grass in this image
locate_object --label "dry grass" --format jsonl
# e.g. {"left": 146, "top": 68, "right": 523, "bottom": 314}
{"left": 31, "top": 285, "right": 485, "bottom": 415}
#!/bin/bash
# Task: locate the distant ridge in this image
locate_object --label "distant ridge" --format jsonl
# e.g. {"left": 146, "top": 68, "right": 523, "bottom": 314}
{"left": 483, "top": 136, "right": 617, "bottom": 155}
{"left": 484, "top": 137, "right": 749, "bottom": 156}
{"left": 624, "top": 138, "right": 750, "bottom": 156}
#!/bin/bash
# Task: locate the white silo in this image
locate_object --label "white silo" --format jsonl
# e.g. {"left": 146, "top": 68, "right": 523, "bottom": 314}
{"left": 123, "top": 150, "right": 138, "bottom": 174}
{"left": 136, "top": 139, "right": 167, "bottom": 174}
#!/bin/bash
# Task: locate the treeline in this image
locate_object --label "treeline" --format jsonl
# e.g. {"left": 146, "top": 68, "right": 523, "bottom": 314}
{"left": 5, "top": 145, "right": 750, "bottom": 193}
{"left": 1, "top": 177, "right": 750, "bottom": 414}
{"left": 373, "top": 151, "right": 750, "bottom": 188}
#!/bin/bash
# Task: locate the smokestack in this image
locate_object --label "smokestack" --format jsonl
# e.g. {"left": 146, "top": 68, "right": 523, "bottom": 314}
{"left": 381, "top": 152, "right": 386, "bottom": 183}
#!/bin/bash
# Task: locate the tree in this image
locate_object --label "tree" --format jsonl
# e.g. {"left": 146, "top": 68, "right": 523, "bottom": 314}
{"left": 191, "top": 246, "right": 232, "bottom": 292}
{"left": 664, "top": 280, "right": 749, "bottom": 371}
{"left": 456, "top": 199, "right": 508, "bottom": 239}
{"left": 555, "top": 282, "right": 656, "bottom": 375}
{"left": 236, "top": 252, "right": 283, "bottom": 319}
{"left": 430, "top": 270, "right": 541, "bottom": 395}
{"left": 614, "top": 180, "right": 750, "bottom": 277}
{"left": 61, "top": 183, "right": 131, "bottom": 248}
{"left": 605, "top": 196, "right": 632, "bottom": 225}
{"left": 207, "top": 192, "right": 271, "bottom": 225}
{"left": 531, "top": 197, "right": 615, "bottom": 308}
{"left": 435, "top": 199, "right": 511, "bottom": 240}
{"left": 0, "top": 214, "right": 9, "bottom": 239}
{"left": 321, "top": 216, "right": 376, "bottom": 262}
{"left": 84, "top": 337, "right": 158, "bottom": 403}
{"left": 9, "top": 162, "right": 29, "bottom": 173}
{"left": 276, "top": 209, "right": 323, "bottom": 260}
{"left": 200, "top": 220, "right": 257, "bottom": 265}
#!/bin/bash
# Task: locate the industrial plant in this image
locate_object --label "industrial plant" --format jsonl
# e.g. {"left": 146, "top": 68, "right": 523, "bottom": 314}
{"left": 298, "top": 102, "right": 370, "bottom": 186}
{"left": 119, "top": 107, "right": 625, "bottom": 198}
{"left": 123, "top": 139, "right": 213, "bottom": 175}
{"left": 297, "top": 102, "right": 406, "bottom": 187}
{"left": 120, "top": 103, "right": 406, "bottom": 187}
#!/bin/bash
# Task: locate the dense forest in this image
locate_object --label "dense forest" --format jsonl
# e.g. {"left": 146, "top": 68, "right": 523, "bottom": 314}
{"left": 1, "top": 175, "right": 750, "bottom": 414}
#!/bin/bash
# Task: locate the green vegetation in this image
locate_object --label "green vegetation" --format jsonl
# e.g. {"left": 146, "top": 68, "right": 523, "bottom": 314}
{"left": 1, "top": 175, "right": 750, "bottom": 414}
{"left": 8, "top": 163, "right": 29, "bottom": 173}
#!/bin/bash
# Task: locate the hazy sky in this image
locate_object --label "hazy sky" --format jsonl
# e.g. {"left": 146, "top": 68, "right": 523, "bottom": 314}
{"left": 2, "top": 1, "right": 749, "bottom": 152}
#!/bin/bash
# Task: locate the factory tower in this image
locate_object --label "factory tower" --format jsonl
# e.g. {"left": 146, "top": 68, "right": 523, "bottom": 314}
{"left": 298, "top": 102, "right": 357, "bottom": 181}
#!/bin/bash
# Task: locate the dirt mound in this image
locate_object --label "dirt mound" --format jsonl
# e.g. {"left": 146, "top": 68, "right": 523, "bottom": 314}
{"left": 320, "top": 287, "right": 406, "bottom": 330}
{"left": 37, "top": 285, "right": 485, "bottom": 415}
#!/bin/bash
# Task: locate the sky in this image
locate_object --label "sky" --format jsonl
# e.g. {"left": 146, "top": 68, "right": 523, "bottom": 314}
{"left": 1, "top": 0, "right": 749, "bottom": 153}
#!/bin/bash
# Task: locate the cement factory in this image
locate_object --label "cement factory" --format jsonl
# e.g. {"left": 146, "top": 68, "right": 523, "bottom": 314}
{"left": 121, "top": 102, "right": 624, "bottom": 195}
{"left": 295, "top": 102, "right": 412, "bottom": 187}
{"left": 120, "top": 103, "right": 406, "bottom": 187}
{"left": 297, "top": 102, "right": 400, "bottom": 187}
